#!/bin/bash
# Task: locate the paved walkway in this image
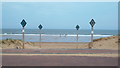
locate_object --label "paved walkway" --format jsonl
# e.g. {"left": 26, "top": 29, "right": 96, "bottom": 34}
{"left": 2, "top": 55, "right": 118, "bottom": 66}
{"left": 1, "top": 49, "right": 118, "bottom": 66}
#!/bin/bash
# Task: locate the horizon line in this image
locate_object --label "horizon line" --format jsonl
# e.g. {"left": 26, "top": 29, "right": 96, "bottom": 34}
{"left": 1, "top": 28, "right": 118, "bottom": 30}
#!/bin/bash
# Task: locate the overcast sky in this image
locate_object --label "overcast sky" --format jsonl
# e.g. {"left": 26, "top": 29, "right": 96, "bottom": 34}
{"left": 2, "top": 2, "right": 118, "bottom": 30}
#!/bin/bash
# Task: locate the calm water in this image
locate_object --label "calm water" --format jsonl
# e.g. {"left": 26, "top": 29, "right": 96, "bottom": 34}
{"left": 1, "top": 29, "right": 118, "bottom": 42}
{"left": 2, "top": 29, "right": 118, "bottom": 35}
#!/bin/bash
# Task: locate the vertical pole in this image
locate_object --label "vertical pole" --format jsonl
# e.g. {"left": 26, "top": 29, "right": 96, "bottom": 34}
{"left": 77, "top": 30, "right": 78, "bottom": 42}
{"left": 76, "top": 30, "right": 78, "bottom": 49}
{"left": 90, "top": 27, "right": 94, "bottom": 49}
{"left": 22, "top": 27, "right": 25, "bottom": 49}
{"left": 40, "top": 30, "right": 41, "bottom": 48}
{"left": 91, "top": 27, "right": 94, "bottom": 43}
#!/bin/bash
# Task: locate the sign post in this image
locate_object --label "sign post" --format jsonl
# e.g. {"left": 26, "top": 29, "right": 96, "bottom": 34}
{"left": 89, "top": 19, "right": 95, "bottom": 49}
{"left": 76, "top": 25, "right": 80, "bottom": 49}
{"left": 21, "top": 19, "right": 27, "bottom": 49}
{"left": 38, "top": 24, "right": 43, "bottom": 48}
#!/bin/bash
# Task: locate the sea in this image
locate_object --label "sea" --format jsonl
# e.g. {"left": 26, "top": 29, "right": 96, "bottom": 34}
{"left": 0, "top": 29, "right": 118, "bottom": 42}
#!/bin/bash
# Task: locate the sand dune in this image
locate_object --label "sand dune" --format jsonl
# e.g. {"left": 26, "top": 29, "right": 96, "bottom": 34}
{"left": 0, "top": 35, "right": 119, "bottom": 50}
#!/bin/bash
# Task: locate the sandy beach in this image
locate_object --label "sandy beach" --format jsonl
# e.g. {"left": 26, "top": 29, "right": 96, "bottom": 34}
{"left": 1, "top": 2, "right": 118, "bottom": 66}
{"left": 0, "top": 35, "right": 118, "bottom": 50}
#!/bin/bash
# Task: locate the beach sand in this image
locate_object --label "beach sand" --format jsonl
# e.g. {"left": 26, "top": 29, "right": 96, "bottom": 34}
{"left": 0, "top": 35, "right": 118, "bottom": 50}
{"left": 1, "top": 36, "right": 118, "bottom": 65}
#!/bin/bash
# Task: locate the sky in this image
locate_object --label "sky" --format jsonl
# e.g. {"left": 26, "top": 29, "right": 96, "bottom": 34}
{"left": 2, "top": 2, "right": 118, "bottom": 30}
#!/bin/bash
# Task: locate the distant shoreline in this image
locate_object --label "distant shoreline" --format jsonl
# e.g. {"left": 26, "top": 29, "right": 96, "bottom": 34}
{"left": 0, "top": 34, "right": 113, "bottom": 42}
{"left": 0, "top": 34, "right": 113, "bottom": 36}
